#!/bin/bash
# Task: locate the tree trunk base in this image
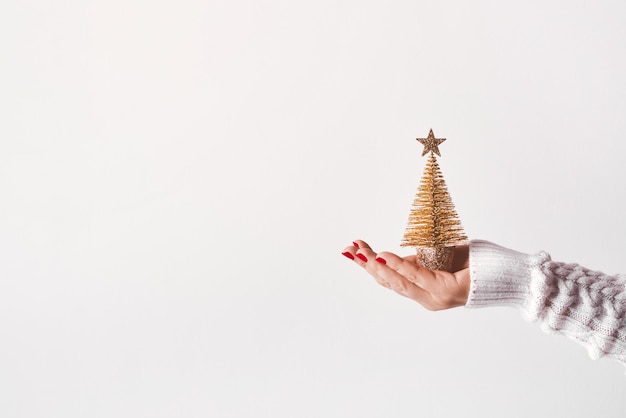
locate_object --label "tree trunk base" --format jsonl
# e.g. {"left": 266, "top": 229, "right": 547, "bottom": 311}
{"left": 416, "top": 246, "right": 455, "bottom": 272}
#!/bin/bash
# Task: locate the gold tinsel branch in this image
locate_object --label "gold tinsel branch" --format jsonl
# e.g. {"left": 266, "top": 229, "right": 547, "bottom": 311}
{"left": 401, "top": 153, "right": 467, "bottom": 248}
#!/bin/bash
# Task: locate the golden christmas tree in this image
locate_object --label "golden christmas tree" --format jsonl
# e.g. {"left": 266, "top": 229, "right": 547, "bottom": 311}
{"left": 401, "top": 129, "right": 467, "bottom": 271}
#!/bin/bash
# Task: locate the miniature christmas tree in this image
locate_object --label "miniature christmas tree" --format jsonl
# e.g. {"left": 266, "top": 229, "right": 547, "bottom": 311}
{"left": 401, "top": 129, "right": 467, "bottom": 271}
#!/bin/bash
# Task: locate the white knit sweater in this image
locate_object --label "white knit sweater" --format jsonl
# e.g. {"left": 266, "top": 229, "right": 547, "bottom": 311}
{"left": 466, "top": 240, "right": 626, "bottom": 367}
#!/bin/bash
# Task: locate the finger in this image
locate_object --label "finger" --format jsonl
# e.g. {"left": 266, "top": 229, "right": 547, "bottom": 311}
{"left": 364, "top": 257, "right": 407, "bottom": 294}
{"left": 342, "top": 240, "right": 373, "bottom": 265}
{"left": 352, "top": 239, "right": 373, "bottom": 251}
{"left": 364, "top": 255, "right": 433, "bottom": 305}
{"left": 349, "top": 247, "right": 392, "bottom": 289}
{"left": 353, "top": 248, "right": 437, "bottom": 309}
{"left": 376, "top": 251, "right": 436, "bottom": 290}
{"left": 354, "top": 247, "right": 377, "bottom": 267}
{"left": 341, "top": 245, "right": 357, "bottom": 261}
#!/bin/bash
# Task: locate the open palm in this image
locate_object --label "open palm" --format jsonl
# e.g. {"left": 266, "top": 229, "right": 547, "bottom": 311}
{"left": 342, "top": 240, "right": 471, "bottom": 311}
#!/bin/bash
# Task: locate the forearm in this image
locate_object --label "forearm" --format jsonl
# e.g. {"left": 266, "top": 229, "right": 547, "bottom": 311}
{"left": 466, "top": 240, "right": 626, "bottom": 366}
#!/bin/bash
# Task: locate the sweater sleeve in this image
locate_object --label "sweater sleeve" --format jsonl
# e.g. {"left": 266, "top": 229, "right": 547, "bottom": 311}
{"left": 465, "top": 240, "right": 626, "bottom": 367}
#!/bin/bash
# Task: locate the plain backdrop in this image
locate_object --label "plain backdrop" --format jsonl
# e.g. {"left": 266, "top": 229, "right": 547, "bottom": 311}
{"left": 2, "top": 0, "right": 626, "bottom": 416}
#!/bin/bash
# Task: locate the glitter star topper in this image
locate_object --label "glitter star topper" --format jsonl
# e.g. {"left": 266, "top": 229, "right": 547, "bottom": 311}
{"left": 401, "top": 129, "right": 467, "bottom": 271}
{"left": 417, "top": 129, "right": 446, "bottom": 157}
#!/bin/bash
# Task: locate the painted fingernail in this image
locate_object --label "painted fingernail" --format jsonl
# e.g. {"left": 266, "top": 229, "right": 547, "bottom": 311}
{"left": 353, "top": 241, "right": 359, "bottom": 248}
{"left": 356, "top": 254, "right": 368, "bottom": 262}
{"left": 342, "top": 252, "right": 354, "bottom": 260}
{"left": 375, "top": 257, "right": 387, "bottom": 264}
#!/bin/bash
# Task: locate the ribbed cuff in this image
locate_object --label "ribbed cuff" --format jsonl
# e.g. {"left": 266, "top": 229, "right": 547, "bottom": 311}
{"left": 465, "top": 240, "right": 550, "bottom": 310}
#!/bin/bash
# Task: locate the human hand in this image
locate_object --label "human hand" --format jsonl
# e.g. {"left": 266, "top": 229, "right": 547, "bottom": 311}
{"left": 342, "top": 240, "right": 471, "bottom": 311}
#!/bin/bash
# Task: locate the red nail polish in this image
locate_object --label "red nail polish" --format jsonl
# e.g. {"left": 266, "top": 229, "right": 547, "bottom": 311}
{"left": 353, "top": 241, "right": 359, "bottom": 248}
{"left": 375, "top": 257, "right": 387, "bottom": 264}
{"left": 342, "top": 252, "right": 354, "bottom": 260}
{"left": 356, "top": 254, "right": 367, "bottom": 262}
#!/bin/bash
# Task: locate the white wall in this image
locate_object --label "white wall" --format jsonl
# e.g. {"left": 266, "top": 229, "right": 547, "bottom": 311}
{"left": 2, "top": 0, "right": 626, "bottom": 416}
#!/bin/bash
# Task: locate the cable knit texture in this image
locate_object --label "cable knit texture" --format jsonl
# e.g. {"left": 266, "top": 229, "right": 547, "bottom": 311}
{"left": 466, "top": 240, "right": 626, "bottom": 367}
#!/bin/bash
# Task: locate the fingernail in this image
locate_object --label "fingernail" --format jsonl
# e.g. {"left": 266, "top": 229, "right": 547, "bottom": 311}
{"left": 375, "top": 257, "right": 387, "bottom": 264}
{"left": 342, "top": 252, "right": 354, "bottom": 260}
{"left": 356, "top": 254, "right": 367, "bottom": 262}
{"left": 352, "top": 241, "right": 359, "bottom": 248}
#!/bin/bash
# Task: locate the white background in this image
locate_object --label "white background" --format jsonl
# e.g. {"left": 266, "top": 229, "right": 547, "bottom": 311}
{"left": 2, "top": 0, "right": 626, "bottom": 416}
